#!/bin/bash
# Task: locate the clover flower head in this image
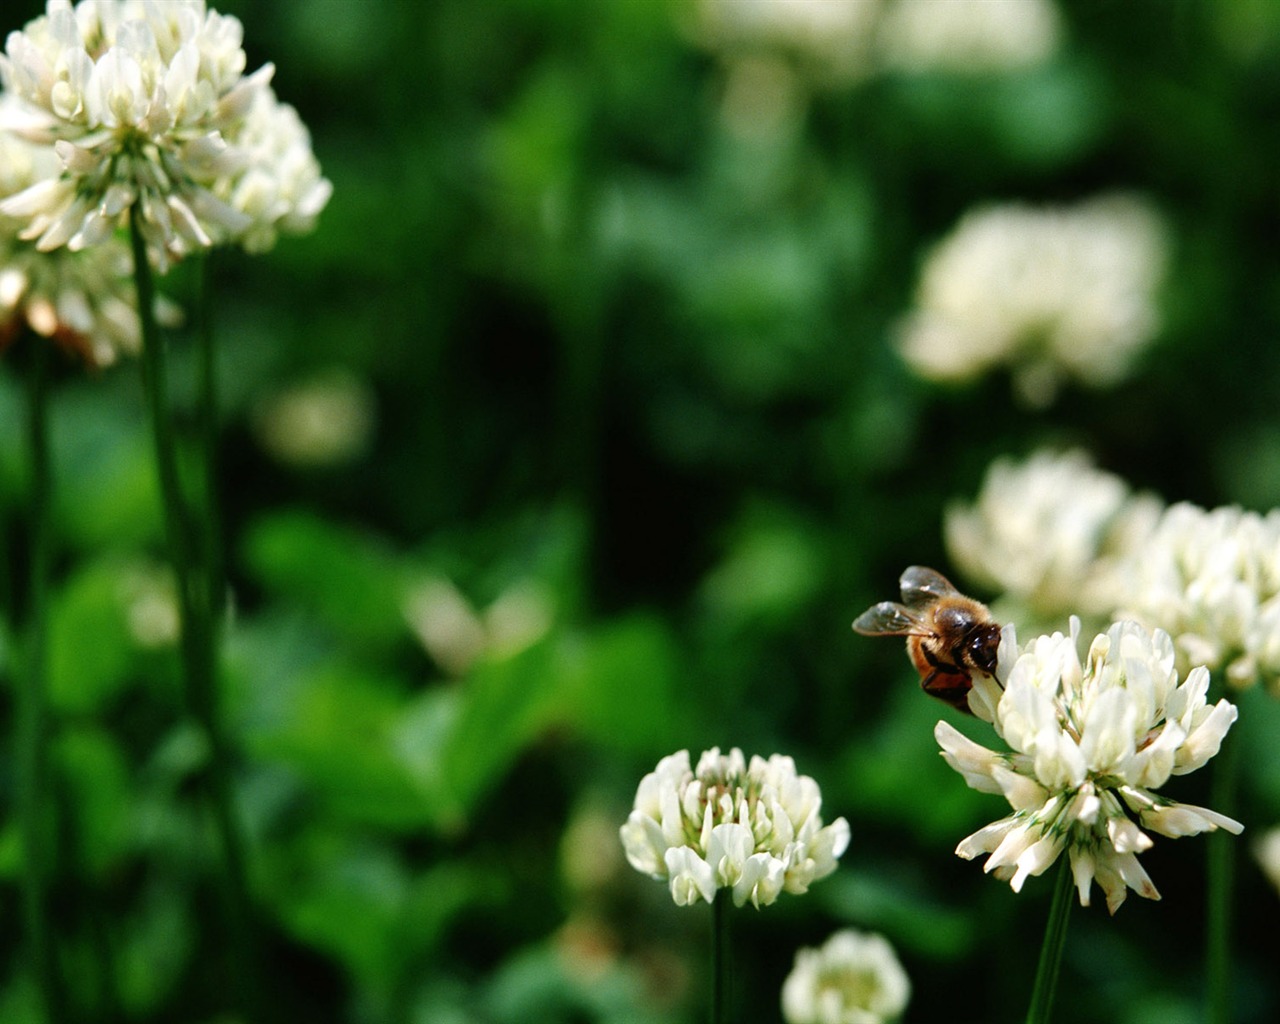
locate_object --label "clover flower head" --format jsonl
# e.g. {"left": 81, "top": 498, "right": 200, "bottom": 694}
{"left": 877, "top": 0, "right": 1062, "bottom": 75}
{"left": 781, "top": 928, "right": 910, "bottom": 1024}
{"left": 0, "top": 0, "right": 294, "bottom": 270}
{"left": 216, "top": 83, "right": 331, "bottom": 253}
{"left": 940, "top": 619, "right": 1242, "bottom": 913}
{"left": 619, "top": 746, "right": 849, "bottom": 908}
{"left": 897, "top": 194, "right": 1168, "bottom": 407}
{"left": 1113, "top": 502, "right": 1280, "bottom": 692}
{"left": 945, "top": 448, "right": 1162, "bottom": 624}
{"left": 0, "top": 95, "right": 173, "bottom": 364}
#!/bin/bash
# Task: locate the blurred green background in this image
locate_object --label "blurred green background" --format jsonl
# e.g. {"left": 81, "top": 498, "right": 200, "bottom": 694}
{"left": 3, "top": 0, "right": 1280, "bottom": 1021}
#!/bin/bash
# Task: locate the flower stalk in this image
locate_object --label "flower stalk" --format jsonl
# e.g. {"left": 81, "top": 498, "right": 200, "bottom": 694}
{"left": 711, "top": 890, "right": 730, "bottom": 1024}
{"left": 1025, "top": 856, "right": 1074, "bottom": 1024}
{"left": 129, "top": 205, "right": 255, "bottom": 1012}
{"left": 16, "top": 333, "right": 66, "bottom": 1024}
{"left": 1206, "top": 731, "right": 1239, "bottom": 1024}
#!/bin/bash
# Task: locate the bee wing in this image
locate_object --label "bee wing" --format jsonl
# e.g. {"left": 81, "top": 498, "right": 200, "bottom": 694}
{"left": 852, "top": 601, "right": 927, "bottom": 636}
{"left": 899, "top": 565, "right": 960, "bottom": 608}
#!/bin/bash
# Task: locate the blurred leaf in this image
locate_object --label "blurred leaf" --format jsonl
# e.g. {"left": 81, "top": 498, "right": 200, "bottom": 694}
{"left": 242, "top": 510, "right": 410, "bottom": 650}
{"left": 116, "top": 881, "right": 194, "bottom": 1015}
{"left": 818, "top": 864, "right": 978, "bottom": 961}
{"left": 270, "top": 834, "right": 504, "bottom": 999}
{"left": 395, "top": 642, "right": 564, "bottom": 831}
{"left": 557, "top": 614, "right": 683, "bottom": 754}
{"left": 55, "top": 725, "right": 131, "bottom": 879}
{"left": 53, "top": 384, "right": 163, "bottom": 549}
{"left": 47, "top": 556, "right": 139, "bottom": 714}
{"left": 248, "top": 662, "right": 432, "bottom": 829}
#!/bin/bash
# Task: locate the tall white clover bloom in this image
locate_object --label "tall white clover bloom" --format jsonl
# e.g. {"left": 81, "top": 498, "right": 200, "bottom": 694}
{"left": 938, "top": 619, "right": 1242, "bottom": 914}
{"left": 0, "top": 0, "right": 279, "bottom": 270}
{"left": 0, "top": 94, "right": 173, "bottom": 364}
{"left": 945, "top": 449, "right": 1162, "bottom": 624}
{"left": 619, "top": 747, "right": 849, "bottom": 908}
{"left": 897, "top": 194, "right": 1168, "bottom": 407}
{"left": 781, "top": 929, "right": 910, "bottom": 1024}
{"left": 876, "top": 0, "right": 1062, "bottom": 75}
{"left": 1111, "top": 503, "right": 1280, "bottom": 692}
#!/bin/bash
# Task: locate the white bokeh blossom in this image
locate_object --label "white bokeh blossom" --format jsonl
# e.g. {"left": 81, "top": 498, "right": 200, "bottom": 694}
{"left": 619, "top": 747, "right": 849, "bottom": 908}
{"left": 0, "top": 0, "right": 324, "bottom": 270}
{"left": 897, "top": 194, "right": 1168, "bottom": 407}
{"left": 781, "top": 928, "right": 910, "bottom": 1024}
{"left": 946, "top": 449, "right": 1162, "bottom": 626}
{"left": 876, "top": 0, "right": 1062, "bottom": 75}
{"left": 1254, "top": 827, "right": 1280, "bottom": 899}
{"left": 1111, "top": 503, "right": 1280, "bottom": 693}
{"left": 939, "top": 619, "right": 1242, "bottom": 914}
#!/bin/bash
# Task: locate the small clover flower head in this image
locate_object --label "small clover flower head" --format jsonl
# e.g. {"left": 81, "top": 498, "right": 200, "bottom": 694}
{"left": 781, "top": 928, "right": 910, "bottom": 1024}
{"left": 939, "top": 619, "right": 1242, "bottom": 914}
{"left": 897, "top": 194, "right": 1168, "bottom": 407}
{"left": 0, "top": 0, "right": 281, "bottom": 270}
{"left": 619, "top": 746, "right": 849, "bottom": 908}
{"left": 945, "top": 448, "right": 1162, "bottom": 625}
{"left": 216, "top": 83, "right": 331, "bottom": 253}
{"left": 0, "top": 95, "right": 174, "bottom": 365}
{"left": 1114, "top": 502, "right": 1280, "bottom": 692}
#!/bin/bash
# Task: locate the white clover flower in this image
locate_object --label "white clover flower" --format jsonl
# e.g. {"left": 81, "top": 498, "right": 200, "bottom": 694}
{"left": 897, "top": 194, "right": 1168, "bottom": 407}
{"left": 0, "top": 94, "right": 173, "bottom": 364}
{"left": 781, "top": 928, "right": 910, "bottom": 1024}
{"left": 619, "top": 747, "right": 849, "bottom": 908}
{"left": 945, "top": 449, "right": 1162, "bottom": 623}
{"left": 1112, "top": 503, "right": 1280, "bottom": 692}
{"left": 0, "top": 0, "right": 285, "bottom": 270}
{"left": 939, "top": 619, "right": 1242, "bottom": 914}
{"left": 215, "top": 83, "right": 331, "bottom": 253}
{"left": 876, "top": 0, "right": 1062, "bottom": 75}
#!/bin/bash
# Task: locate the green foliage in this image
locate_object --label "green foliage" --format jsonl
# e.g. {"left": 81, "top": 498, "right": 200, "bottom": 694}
{"left": 4, "top": 0, "right": 1280, "bottom": 1023}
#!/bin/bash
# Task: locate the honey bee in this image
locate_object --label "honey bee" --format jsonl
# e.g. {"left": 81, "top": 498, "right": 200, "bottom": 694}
{"left": 852, "top": 565, "right": 1001, "bottom": 714}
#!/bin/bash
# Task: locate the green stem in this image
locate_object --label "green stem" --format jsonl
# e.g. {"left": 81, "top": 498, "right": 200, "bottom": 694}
{"left": 17, "top": 335, "right": 66, "bottom": 1024}
{"left": 711, "top": 890, "right": 729, "bottom": 1024}
{"left": 195, "top": 253, "right": 225, "bottom": 623}
{"left": 1025, "top": 856, "right": 1074, "bottom": 1024}
{"left": 1206, "top": 731, "right": 1239, "bottom": 1024}
{"left": 129, "top": 211, "right": 257, "bottom": 1018}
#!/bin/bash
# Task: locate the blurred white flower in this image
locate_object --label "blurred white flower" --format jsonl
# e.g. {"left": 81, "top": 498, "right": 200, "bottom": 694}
{"left": 118, "top": 561, "right": 179, "bottom": 648}
{"left": 1112, "top": 503, "right": 1280, "bottom": 692}
{"left": 781, "top": 928, "right": 910, "bottom": 1024}
{"left": 403, "top": 574, "right": 554, "bottom": 676}
{"left": 940, "top": 619, "right": 1242, "bottom": 913}
{"left": 694, "top": 0, "right": 884, "bottom": 82}
{"left": 877, "top": 0, "right": 1062, "bottom": 74}
{"left": 0, "top": 95, "right": 176, "bottom": 365}
{"left": 946, "top": 449, "right": 1162, "bottom": 623}
{"left": 0, "top": 0, "right": 318, "bottom": 270}
{"left": 897, "top": 194, "right": 1169, "bottom": 407}
{"left": 1255, "top": 827, "right": 1280, "bottom": 898}
{"left": 619, "top": 746, "right": 849, "bottom": 908}
{"left": 252, "top": 371, "right": 375, "bottom": 468}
